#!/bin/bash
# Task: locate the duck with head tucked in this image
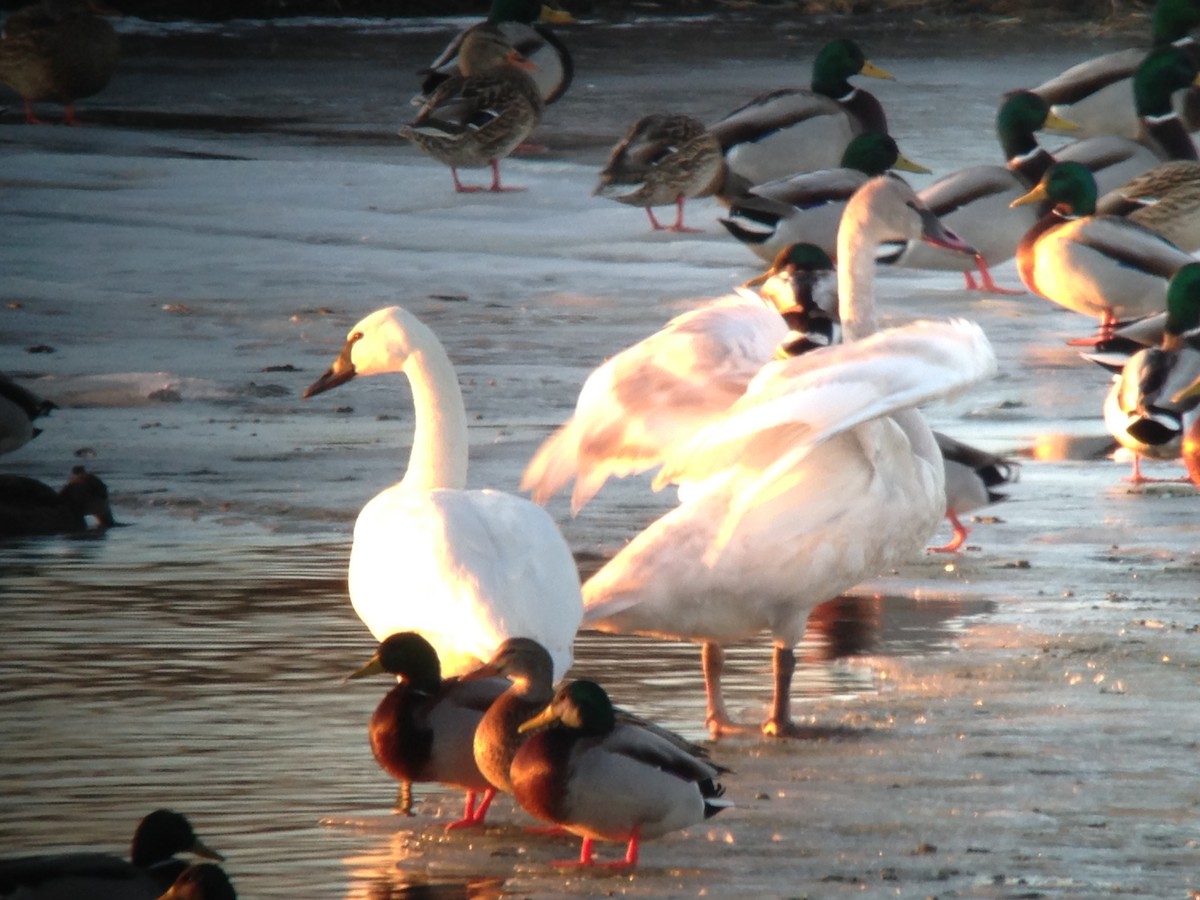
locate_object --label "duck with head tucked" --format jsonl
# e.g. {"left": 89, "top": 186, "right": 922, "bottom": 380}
{"left": 0, "top": 809, "right": 223, "bottom": 900}
{"left": 0, "top": 465, "right": 115, "bottom": 537}
{"left": 347, "top": 631, "right": 509, "bottom": 828}
{"left": 510, "top": 679, "right": 731, "bottom": 868}
{"left": 709, "top": 38, "right": 894, "bottom": 186}
{"left": 400, "top": 24, "right": 544, "bottom": 194}
{"left": 0, "top": 0, "right": 119, "bottom": 125}
{"left": 416, "top": 0, "right": 574, "bottom": 108}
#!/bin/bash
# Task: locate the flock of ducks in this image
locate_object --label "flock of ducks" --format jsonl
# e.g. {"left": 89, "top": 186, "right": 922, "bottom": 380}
{"left": 4, "top": 0, "right": 1200, "bottom": 882}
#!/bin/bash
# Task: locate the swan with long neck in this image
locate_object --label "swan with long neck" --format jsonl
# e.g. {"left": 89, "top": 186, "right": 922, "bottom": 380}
{"left": 304, "top": 306, "right": 584, "bottom": 681}
{"left": 581, "top": 176, "right": 997, "bottom": 737}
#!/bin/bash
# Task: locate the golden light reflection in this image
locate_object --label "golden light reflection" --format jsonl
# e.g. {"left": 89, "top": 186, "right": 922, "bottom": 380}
{"left": 340, "top": 827, "right": 507, "bottom": 900}
{"left": 1026, "top": 431, "right": 1115, "bottom": 462}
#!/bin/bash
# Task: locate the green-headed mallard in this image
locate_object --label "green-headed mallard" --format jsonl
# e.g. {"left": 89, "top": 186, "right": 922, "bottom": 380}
{"left": 593, "top": 112, "right": 726, "bottom": 232}
{"left": 708, "top": 38, "right": 894, "bottom": 185}
{"left": 0, "top": 371, "right": 55, "bottom": 454}
{"left": 1012, "top": 160, "right": 1195, "bottom": 335}
{"left": 889, "top": 91, "right": 1077, "bottom": 293}
{"left": 718, "top": 131, "right": 927, "bottom": 263}
{"left": 0, "top": 465, "right": 115, "bottom": 537}
{"left": 303, "top": 306, "right": 584, "bottom": 682}
{"left": 0, "top": 0, "right": 118, "bottom": 125}
{"left": 0, "top": 810, "right": 224, "bottom": 900}
{"left": 399, "top": 24, "right": 544, "bottom": 193}
{"left": 157, "top": 863, "right": 237, "bottom": 900}
{"left": 346, "top": 632, "right": 509, "bottom": 829}
{"left": 1096, "top": 158, "right": 1200, "bottom": 249}
{"left": 417, "top": 0, "right": 573, "bottom": 107}
{"left": 510, "top": 679, "right": 731, "bottom": 868}
{"left": 1098, "top": 261, "right": 1200, "bottom": 482}
{"left": 578, "top": 179, "right": 991, "bottom": 738}
{"left": 1032, "top": 0, "right": 1200, "bottom": 139}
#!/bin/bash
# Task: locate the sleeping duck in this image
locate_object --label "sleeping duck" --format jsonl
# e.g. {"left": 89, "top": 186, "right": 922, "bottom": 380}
{"left": 399, "top": 24, "right": 543, "bottom": 193}
{"left": 1096, "top": 158, "right": 1200, "bottom": 250}
{"left": 593, "top": 113, "right": 726, "bottom": 232}
{"left": 416, "top": 0, "right": 573, "bottom": 107}
{"left": 1031, "top": 0, "right": 1200, "bottom": 139}
{"left": 0, "top": 0, "right": 119, "bottom": 125}
{"left": 708, "top": 38, "right": 894, "bottom": 186}
{"left": 510, "top": 680, "right": 731, "bottom": 868}
{"left": 346, "top": 632, "right": 509, "bottom": 829}
{"left": 0, "top": 465, "right": 115, "bottom": 537}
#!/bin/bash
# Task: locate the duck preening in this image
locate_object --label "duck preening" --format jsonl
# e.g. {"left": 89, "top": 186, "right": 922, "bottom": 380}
{"left": 0, "top": 465, "right": 116, "bottom": 537}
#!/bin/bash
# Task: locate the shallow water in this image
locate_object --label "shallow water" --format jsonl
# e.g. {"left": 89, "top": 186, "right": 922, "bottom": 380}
{"left": 2, "top": 11, "right": 1200, "bottom": 899}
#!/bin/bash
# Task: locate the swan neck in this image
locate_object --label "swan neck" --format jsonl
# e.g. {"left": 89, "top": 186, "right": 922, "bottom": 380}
{"left": 837, "top": 222, "right": 878, "bottom": 342}
{"left": 404, "top": 341, "right": 470, "bottom": 492}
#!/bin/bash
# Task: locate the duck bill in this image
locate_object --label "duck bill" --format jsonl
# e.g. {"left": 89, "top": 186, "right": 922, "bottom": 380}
{"left": 303, "top": 341, "right": 357, "bottom": 398}
{"left": 346, "top": 653, "right": 385, "bottom": 682}
{"left": 917, "top": 208, "right": 976, "bottom": 257}
{"left": 893, "top": 152, "right": 930, "bottom": 175}
{"left": 1043, "top": 110, "right": 1079, "bottom": 132}
{"left": 189, "top": 838, "right": 225, "bottom": 863}
{"left": 539, "top": 4, "right": 575, "bottom": 24}
{"left": 517, "top": 704, "right": 561, "bottom": 734}
{"left": 1010, "top": 183, "right": 1049, "bottom": 208}
{"left": 860, "top": 59, "right": 894, "bottom": 81}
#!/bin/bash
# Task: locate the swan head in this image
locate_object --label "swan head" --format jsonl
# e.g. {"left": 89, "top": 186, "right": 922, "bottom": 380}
{"left": 304, "top": 306, "right": 423, "bottom": 399}
{"left": 849, "top": 175, "right": 977, "bottom": 263}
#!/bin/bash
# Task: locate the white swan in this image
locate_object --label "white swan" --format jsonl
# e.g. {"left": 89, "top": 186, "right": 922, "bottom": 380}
{"left": 304, "top": 306, "right": 584, "bottom": 681}
{"left": 577, "top": 176, "right": 997, "bottom": 737}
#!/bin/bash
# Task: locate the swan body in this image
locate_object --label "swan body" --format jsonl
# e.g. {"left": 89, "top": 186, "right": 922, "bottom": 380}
{"left": 0, "top": 373, "right": 55, "bottom": 454}
{"left": 416, "top": 0, "right": 574, "bottom": 106}
{"left": 580, "top": 177, "right": 996, "bottom": 736}
{"left": 0, "top": 0, "right": 118, "bottom": 125}
{"left": 593, "top": 113, "right": 726, "bottom": 232}
{"left": 1031, "top": 0, "right": 1200, "bottom": 139}
{"left": 510, "top": 680, "right": 731, "bottom": 868}
{"left": 0, "top": 810, "right": 223, "bottom": 900}
{"left": 708, "top": 38, "right": 893, "bottom": 185}
{"left": 400, "top": 24, "right": 544, "bottom": 193}
{"left": 347, "top": 632, "right": 508, "bottom": 828}
{"left": 304, "top": 306, "right": 583, "bottom": 681}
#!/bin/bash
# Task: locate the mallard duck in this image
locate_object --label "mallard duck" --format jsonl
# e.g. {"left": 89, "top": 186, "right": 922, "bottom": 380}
{"left": 1051, "top": 45, "right": 1200, "bottom": 195}
{"left": 0, "top": 372, "right": 55, "bottom": 454}
{"left": 157, "top": 863, "right": 237, "bottom": 900}
{"left": 593, "top": 113, "right": 726, "bottom": 232}
{"left": 718, "top": 131, "right": 928, "bottom": 263}
{"left": 1096, "top": 159, "right": 1200, "bottom": 250}
{"left": 0, "top": 809, "right": 224, "bottom": 900}
{"left": 347, "top": 632, "right": 509, "bottom": 828}
{"left": 579, "top": 178, "right": 995, "bottom": 737}
{"left": 708, "top": 38, "right": 894, "bottom": 185}
{"left": 303, "top": 306, "right": 583, "bottom": 681}
{"left": 929, "top": 432, "right": 1020, "bottom": 553}
{"left": 510, "top": 679, "right": 731, "bottom": 868}
{"left": 1011, "top": 161, "right": 1195, "bottom": 335}
{"left": 1031, "top": 0, "right": 1200, "bottom": 139}
{"left": 0, "top": 0, "right": 118, "bottom": 125}
{"left": 399, "top": 24, "right": 544, "bottom": 193}
{"left": 1097, "top": 261, "right": 1200, "bottom": 482}
{"left": 745, "top": 243, "right": 840, "bottom": 357}
{"left": 0, "top": 465, "right": 115, "bottom": 537}
{"left": 887, "top": 91, "right": 1077, "bottom": 293}
{"left": 417, "top": 0, "right": 574, "bottom": 107}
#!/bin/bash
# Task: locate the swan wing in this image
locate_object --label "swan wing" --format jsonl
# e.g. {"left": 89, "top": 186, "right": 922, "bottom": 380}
{"left": 521, "top": 295, "right": 784, "bottom": 513}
